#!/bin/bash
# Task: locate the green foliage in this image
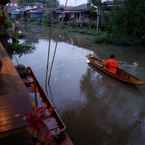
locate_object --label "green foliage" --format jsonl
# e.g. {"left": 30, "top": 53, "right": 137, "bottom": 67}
{"left": 0, "top": 10, "right": 3, "bottom": 16}
{"left": 44, "top": 0, "right": 59, "bottom": 8}
{"left": 10, "top": 42, "right": 35, "bottom": 56}
{"left": 88, "top": 0, "right": 101, "bottom": 6}
{"left": 109, "top": 0, "right": 145, "bottom": 45}
{"left": 88, "top": 0, "right": 102, "bottom": 13}
{"left": 95, "top": 32, "right": 110, "bottom": 43}
{"left": 0, "top": 0, "right": 12, "bottom": 28}
{"left": 4, "top": 18, "right": 12, "bottom": 28}
{"left": 42, "top": 14, "right": 51, "bottom": 26}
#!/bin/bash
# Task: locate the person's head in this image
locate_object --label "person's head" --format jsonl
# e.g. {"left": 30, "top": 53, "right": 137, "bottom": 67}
{"left": 110, "top": 54, "right": 116, "bottom": 59}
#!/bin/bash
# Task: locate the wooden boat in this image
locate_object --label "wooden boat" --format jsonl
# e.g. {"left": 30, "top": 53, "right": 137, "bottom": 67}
{"left": 16, "top": 65, "right": 73, "bottom": 145}
{"left": 87, "top": 54, "right": 145, "bottom": 86}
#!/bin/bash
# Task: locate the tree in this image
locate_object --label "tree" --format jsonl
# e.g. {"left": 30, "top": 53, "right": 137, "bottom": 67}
{"left": 88, "top": 0, "right": 101, "bottom": 7}
{"left": 0, "top": 0, "right": 11, "bottom": 49}
{"left": 88, "top": 0, "right": 102, "bottom": 31}
{"left": 109, "top": 0, "right": 145, "bottom": 44}
{"left": 44, "top": 0, "right": 59, "bottom": 8}
{"left": 0, "top": 0, "right": 10, "bottom": 27}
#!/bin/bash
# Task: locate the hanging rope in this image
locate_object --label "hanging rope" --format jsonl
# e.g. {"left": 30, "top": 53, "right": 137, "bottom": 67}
{"left": 44, "top": 0, "right": 69, "bottom": 98}
{"left": 65, "top": 0, "right": 69, "bottom": 7}
{"left": 45, "top": 23, "right": 51, "bottom": 95}
{"left": 14, "top": 55, "right": 19, "bottom": 65}
{"left": 47, "top": 41, "right": 58, "bottom": 85}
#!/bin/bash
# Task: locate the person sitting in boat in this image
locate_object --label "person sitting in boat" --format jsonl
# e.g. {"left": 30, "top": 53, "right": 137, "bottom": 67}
{"left": 104, "top": 54, "right": 119, "bottom": 74}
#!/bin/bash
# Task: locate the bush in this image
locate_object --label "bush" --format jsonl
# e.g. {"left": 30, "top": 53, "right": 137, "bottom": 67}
{"left": 95, "top": 32, "right": 111, "bottom": 43}
{"left": 10, "top": 42, "right": 34, "bottom": 56}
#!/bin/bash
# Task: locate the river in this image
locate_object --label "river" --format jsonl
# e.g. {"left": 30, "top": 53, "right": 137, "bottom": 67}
{"left": 13, "top": 25, "right": 145, "bottom": 145}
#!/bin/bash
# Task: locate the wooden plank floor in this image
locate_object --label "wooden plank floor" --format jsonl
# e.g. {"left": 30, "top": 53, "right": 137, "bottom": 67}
{"left": 0, "top": 43, "right": 74, "bottom": 145}
{"left": 0, "top": 43, "right": 32, "bottom": 134}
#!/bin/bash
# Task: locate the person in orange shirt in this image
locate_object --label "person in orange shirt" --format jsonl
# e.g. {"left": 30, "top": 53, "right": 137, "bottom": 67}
{"left": 104, "top": 54, "right": 119, "bottom": 74}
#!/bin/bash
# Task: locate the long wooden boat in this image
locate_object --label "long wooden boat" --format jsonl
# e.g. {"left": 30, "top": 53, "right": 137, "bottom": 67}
{"left": 16, "top": 65, "right": 73, "bottom": 145}
{"left": 87, "top": 54, "right": 145, "bottom": 86}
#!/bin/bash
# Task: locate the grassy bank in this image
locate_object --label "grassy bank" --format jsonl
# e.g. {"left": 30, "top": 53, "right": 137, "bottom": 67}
{"left": 22, "top": 19, "right": 145, "bottom": 48}
{"left": 46, "top": 24, "right": 145, "bottom": 46}
{"left": 60, "top": 26, "right": 145, "bottom": 46}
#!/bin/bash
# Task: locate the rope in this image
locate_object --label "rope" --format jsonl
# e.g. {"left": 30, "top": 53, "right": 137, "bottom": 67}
{"left": 44, "top": 0, "right": 69, "bottom": 102}
{"left": 45, "top": 0, "right": 69, "bottom": 86}
{"left": 65, "top": 0, "right": 69, "bottom": 7}
{"left": 14, "top": 55, "right": 19, "bottom": 65}
{"left": 45, "top": 25, "right": 51, "bottom": 95}
{"left": 47, "top": 41, "right": 58, "bottom": 85}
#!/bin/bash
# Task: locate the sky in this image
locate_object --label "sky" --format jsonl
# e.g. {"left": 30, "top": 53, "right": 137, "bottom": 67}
{"left": 58, "top": 0, "right": 108, "bottom": 6}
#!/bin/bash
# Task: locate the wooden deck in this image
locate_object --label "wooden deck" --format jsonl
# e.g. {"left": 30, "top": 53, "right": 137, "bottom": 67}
{"left": 0, "top": 43, "right": 74, "bottom": 145}
{"left": 0, "top": 43, "right": 32, "bottom": 135}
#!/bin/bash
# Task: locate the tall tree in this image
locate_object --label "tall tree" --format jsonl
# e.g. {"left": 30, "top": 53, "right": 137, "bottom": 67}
{"left": 0, "top": 0, "right": 10, "bottom": 28}
{"left": 44, "top": 0, "right": 59, "bottom": 8}
{"left": 88, "top": 0, "right": 102, "bottom": 31}
{"left": 88, "top": 0, "right": 101, "bottom": 7}
{"left": 0, "top": 0, "right": 10, "bottom": 49}
{"left": 110, "top": 0, "right": 145, "bottom": 44}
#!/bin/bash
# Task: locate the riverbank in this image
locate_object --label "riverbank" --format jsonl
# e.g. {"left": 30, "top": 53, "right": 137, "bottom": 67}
{"left": 22, "top": 23, "right": 96, "bottom": 50}
{"left": 22, "top": 21, "right": 145, "bottom": 47}
{"left": 53, "top": 25, "right": 145, "bottom": 46}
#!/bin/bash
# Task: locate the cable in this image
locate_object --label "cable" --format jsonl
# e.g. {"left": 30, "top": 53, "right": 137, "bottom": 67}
{"left": 44, "top": 0, "right": 69, "bottom": 100}
{"left": 65, "top": 0, "right": 69, "bottom": 7}
{"left": 47, "top": 41, "right": 58, "bottom": 85}
{"left": 45, "top": 25, "right": 51, "bottom": 95}
{"left": 14, "top": 55, "right": 19, "bottom": 65}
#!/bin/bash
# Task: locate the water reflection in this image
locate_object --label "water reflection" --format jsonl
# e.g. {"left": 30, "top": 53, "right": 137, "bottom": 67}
{"left": 13, "top": 37, "right": 145, "bottom": 145}
{"left": 13, "top": 39, "right": 91, "bottom": 109}
{"left": 80, "top": 67, "right": 145, "bottom": 145}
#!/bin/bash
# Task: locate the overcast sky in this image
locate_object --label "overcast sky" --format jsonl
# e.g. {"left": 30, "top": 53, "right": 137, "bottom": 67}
{"left": 58, "top": 0, "right": 107, "bottom": 6}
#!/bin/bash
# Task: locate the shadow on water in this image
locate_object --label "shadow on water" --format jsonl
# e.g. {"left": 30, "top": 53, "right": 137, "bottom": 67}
{"left": 62, "top": 98, "right": 132, "bottom": 145}
{"left": 62, "top": 109, "right": 132, "bottom": 145}
{"left": 80, "top": 68, "right": 144, "bottom": 100}
{"left": 78, "top": 67, "right": 145, "bottom": 145}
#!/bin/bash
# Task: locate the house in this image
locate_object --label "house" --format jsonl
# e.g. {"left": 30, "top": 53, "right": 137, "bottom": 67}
{"left": 54, "top": 4, "right": 91, "bottom": 26}
{"left": 6, "top": 1, "right": 22, "bottom": 19}
{"left": 23, "top": 3, "right": 44, "bottom": 19}
{"left": 53, "top": 2, "right": 116, "bottom": 27}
